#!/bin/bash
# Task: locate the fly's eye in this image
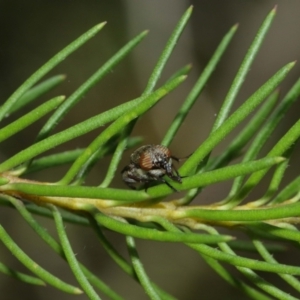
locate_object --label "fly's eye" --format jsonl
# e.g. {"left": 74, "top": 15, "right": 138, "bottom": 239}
{"left": 139, "top": 153, "right": 153, "bottom": 170}
{"left": 156, "top": 145, "right": 171, "bottom": 158}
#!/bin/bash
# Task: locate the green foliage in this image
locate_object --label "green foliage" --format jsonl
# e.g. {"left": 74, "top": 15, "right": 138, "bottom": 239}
{"left": 1, "top": 5, "right": 300, "bottom": 300}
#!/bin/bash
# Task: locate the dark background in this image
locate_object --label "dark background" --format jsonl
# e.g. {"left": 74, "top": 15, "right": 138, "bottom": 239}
{"left": 1, "top": 1, "right": 300, "bottom": 299}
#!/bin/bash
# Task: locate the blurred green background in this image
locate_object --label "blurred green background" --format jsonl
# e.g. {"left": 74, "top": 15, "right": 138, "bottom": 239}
{"left": 1, "top": 1, "right": 300, "bottom": 299}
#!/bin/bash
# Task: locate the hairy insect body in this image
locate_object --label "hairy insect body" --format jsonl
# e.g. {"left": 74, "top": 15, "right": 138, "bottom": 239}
{"left": 122, "top": 144, "right": 182, "bottom": 191}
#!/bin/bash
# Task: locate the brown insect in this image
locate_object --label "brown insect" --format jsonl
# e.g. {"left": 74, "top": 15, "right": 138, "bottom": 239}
{"left": 121, "top": 144, "right": 182, "bottom": 191}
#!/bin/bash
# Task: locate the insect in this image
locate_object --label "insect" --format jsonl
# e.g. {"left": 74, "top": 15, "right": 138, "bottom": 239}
{"left": 121, "top": 144, "right": 182, "bottom": 191}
